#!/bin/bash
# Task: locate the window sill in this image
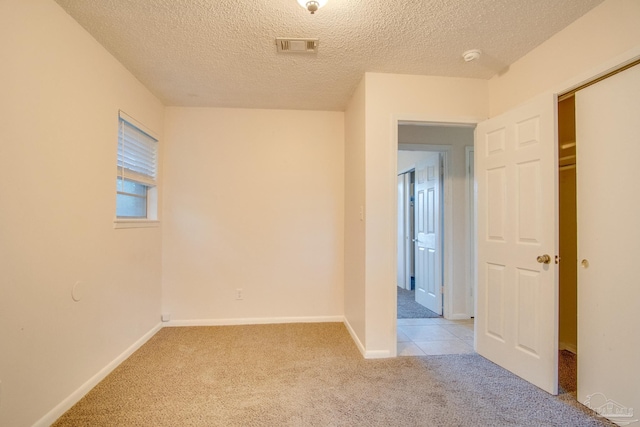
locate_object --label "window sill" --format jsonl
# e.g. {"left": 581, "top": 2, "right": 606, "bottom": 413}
{"left": 113, "top": 219, "right": 160, "bottom": 229}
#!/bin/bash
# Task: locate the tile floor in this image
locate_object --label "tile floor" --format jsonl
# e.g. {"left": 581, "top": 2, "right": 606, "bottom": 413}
{"left": 397, "top": 317, "right": 475, "bottom": 356}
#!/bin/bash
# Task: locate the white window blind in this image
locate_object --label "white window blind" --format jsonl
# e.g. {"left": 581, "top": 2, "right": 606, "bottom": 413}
{"left": 117, "top": 114, "right": 158, "bottom": 186}
{"left": 116, "top": 112, "right": 158, "bottom": 219}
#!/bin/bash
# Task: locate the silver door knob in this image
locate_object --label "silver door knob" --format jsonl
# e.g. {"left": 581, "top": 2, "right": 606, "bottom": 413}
{"left": 537, "top": 254, "right": 551, "bottom": 264}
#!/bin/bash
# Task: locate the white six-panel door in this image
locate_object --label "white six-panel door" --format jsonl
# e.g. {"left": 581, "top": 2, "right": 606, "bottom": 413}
{"left": 414, "top": 153, "right": 442, "bottom": 315}
{"left": 475, "top": 93, "right": 558, "bottom": 394}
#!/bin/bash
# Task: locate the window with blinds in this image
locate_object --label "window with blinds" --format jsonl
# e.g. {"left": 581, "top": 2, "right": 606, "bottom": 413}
{"left": 116, "top": 112, "right": 158, "bottom": 219}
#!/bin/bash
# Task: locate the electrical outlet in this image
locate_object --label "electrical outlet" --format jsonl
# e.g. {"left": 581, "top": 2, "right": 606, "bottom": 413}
{"left": 236, "top": 288, "right": 243, "bottom": 300}
{"left": 161, "top": 314, "right": 171, "bottom": 322}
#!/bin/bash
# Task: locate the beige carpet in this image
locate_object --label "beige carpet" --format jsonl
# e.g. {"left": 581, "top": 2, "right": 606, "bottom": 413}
{"left": 558, "top": 350, "right": 578, "bottom": 396}
{"left": 53, "top": 323, "right": 614, "bottom": 426}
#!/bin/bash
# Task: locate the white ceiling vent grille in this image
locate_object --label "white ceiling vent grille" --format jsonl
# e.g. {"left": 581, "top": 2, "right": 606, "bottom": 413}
{"left": 276, "top": 38, "right": 319, "bottom": 53}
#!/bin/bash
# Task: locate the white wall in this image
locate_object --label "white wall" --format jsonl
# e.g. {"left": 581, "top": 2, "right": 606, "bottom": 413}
{"left": 362, "top": 73, "right": 489, "bottom": 356}
{"left": 397, "top": 150, "right": 431, "bottom": 174}
{"left": 489, "top": 0, "right": 640, "bottom": 116}
{"left": 398, "top": 125, "right": 475, "bottom": 319}
{"left": 0, "top": 1, "right": 164, "bottom": 426}
{"left": 344, "top": 78, "right": 367, "bottom": 350}
{"left": 162, "top": 107, "right": 344, "bottom": 324}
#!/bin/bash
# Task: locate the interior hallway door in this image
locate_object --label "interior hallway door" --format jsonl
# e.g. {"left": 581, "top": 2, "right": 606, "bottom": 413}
{"left": 414, "top": 153, "right": 442, "bottom": 315}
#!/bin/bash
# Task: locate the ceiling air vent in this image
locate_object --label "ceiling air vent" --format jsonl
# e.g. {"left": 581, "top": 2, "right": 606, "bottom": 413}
{"left": 276, "top": 38, "right": 319, "bottom": 53}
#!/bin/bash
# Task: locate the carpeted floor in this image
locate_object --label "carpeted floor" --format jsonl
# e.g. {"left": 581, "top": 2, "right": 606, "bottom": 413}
{"left": 397, "top": 286, "right": 440, "bottom": 318}
{"left": 558, "top": 350, "right": 577, "bottom": 395}
{"left": 53, "top": 323, "right": 614, "bottom": 427}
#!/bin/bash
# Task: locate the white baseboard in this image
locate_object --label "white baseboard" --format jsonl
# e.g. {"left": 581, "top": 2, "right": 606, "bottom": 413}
{"left": 446, "top": 313, "right": 473, "bottom": 320}
{"left": 342, "top": 318, "right": 392, "bottom": 359}
{"left": 343, "top": 317, "right": 366, "bottom": 358}
{"left": 166, "top": 315, "right": 344, "bottom": 327}
{"left": 364, "top": 349, "right": 392, "bottom": 359}
{"left": 559, "top": 341, "right": 577, "bottom": 354}
{"left": 33, "top": 322, "right": 162, "bottom": 427}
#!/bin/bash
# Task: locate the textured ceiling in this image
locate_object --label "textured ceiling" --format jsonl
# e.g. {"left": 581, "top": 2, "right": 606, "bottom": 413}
{"left": 54, "top": 0, "right": 603, "bottom": 111}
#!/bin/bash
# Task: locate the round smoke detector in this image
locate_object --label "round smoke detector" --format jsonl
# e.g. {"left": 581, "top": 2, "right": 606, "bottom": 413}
{"left": 462, "top": 49, "right": 482, "bottom": 62}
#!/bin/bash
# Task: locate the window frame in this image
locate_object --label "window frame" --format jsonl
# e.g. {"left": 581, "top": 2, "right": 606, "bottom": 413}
{"left": 114, "top": 111, "right": 160, "bottom": 229}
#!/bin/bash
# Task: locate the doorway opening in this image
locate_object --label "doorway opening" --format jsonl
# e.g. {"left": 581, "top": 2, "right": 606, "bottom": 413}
{"left": 397, "top": 151, "right": 443, "bottom": 318}
{"left": 395, "top": 122, "right": 476, "bottom": 356}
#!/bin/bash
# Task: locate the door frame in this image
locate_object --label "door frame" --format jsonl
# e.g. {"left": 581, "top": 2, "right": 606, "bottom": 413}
{"left": 397, "top": 141, "right": 453, "bottom": 319}
{"left": 465, "top": 146, "right": 476, "bottom": 318}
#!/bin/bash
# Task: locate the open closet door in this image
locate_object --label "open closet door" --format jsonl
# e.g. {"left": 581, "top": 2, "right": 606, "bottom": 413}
{"left": 576, "top": 63, "right": 640, "bottom": 424}
{"left": 475, "top": 93, "right": 558, "bottom": 394}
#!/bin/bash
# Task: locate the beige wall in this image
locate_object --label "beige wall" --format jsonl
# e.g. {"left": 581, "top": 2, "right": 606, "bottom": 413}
{"left": 362, "top": 73, "right": 488, "bottom": 355}
{"left": 398, "top": 125, "right": 475, "bottom": 319}
{"left": 0, "top": 1, "right": 164, "bottom": 426}
{"left": 397, "top": 150, "right": 431, "bottom": 174}
{"left": 162, "top": 108, "right": 344, "bottom": 323}
{"left": 344, "top": 78, "right": 367, "bottom": 349}
{"left": 489, "top": 0, "right": 640, "bottom": 116}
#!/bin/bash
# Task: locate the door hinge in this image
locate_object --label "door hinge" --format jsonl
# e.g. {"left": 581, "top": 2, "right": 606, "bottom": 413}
{"left": 440, "top": 286, "right": 444, "bottom": 294}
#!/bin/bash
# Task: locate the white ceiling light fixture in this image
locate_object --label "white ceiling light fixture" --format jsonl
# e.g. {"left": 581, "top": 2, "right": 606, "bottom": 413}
{"left": 297, "top": 0, "right": 327, "bottom": 14}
